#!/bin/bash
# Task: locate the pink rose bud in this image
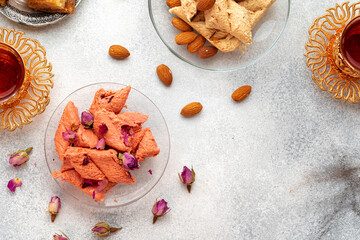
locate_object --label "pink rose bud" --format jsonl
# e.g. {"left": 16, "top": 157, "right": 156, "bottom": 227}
{"left": 7, "top": 178, "right": 22, "bottom": 192}
{"left": 96, "top": 138, "right": 106, "bottom": 150}
{"left": 92, "top": 222, "right": 122, "bottom": 237}
{"left": 179, "top": 166, "right": 196, "bottom": 193}
{"left": 98, "top": 124, "right": 108, "bottom": 135}
{"left": 81, "top": 111, "right": 94, "bottom": 128}
{"left": 122, "top": 152, "right": 139, "bottom": 170}
{"left": 9, "top": 147, "right": 33, "bottom": 167}
{"left": 48, "top": 196, "right": 61, "bottom": 222}
{"left": 152, "top": 199, "right": 170, "bottom": 224}
{"left": 62, "top": 130, "right": 77, "bottom": 143}
{"left": 97, "top": 179, "right": 108, "bottom": 192}
{"left": 53, "top": 232, "right": 69, "bottom": 240}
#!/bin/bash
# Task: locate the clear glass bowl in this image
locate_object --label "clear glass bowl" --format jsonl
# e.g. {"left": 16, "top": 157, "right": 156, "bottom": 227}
{"left": 149, "top": 0, "right": 290, "bottom": 71}
{"left": 44, "top": 83, "right": 170, "bottom": 208}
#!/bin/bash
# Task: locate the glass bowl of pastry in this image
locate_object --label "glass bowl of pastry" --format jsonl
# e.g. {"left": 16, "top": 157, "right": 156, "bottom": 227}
{"left": 45, "top": 83, "right": 170, "bottom": 208}
{"left": 149, "top": 0, "right": 290, "bottom": 71}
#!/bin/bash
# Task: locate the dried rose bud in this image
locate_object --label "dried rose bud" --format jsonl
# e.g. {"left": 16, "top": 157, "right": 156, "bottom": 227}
{"left": 53, "top": 232, "right": 69, "bottom": 240}
{"left": 91, "top": 222, "right": 122, "bottom": 237}
{"left": 97, "top": 179, "right": 108, "bottom": 192}
{"left": 9, "top": 147, "right": 33, "bottom": 167}
{"left": 7, "top": 178, "right": 22, "bottom": 192}
{"left": 152, "top": 199, "right": 170, "bottom": 224}
{"left": 96, "top": 138, "right": 106, "bottom": 150}
{"left": 48, "top": 196, "right": 61, "bottom": 222}
{"left": 122, "top": 134, "right": 129, "bottom": 147}
{"left": 122, "top": 152, "right": 139, "bottom": 170}
{"left": 179, "top": 166, "right": 196, "bottom": 193}
{"left": 62, "top": 130, "right": 77, "bottom": 143}
{"left": 81, "top": 111, "right": 94, "bottom": 128}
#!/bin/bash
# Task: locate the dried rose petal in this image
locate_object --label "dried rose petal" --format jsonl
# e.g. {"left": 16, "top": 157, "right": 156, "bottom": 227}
{"left": 82, "top": 179, "right": 96, "bottom": 188}
{"left": 120, "top": 126, "right": 134, "bottom": 146}
{"left": 122, "top": 153, "right": 139, "bottom": 170}
{"left": 123, "top": 133, "right": 129, "bottom": 147}
{"left": 98, "top": 124, "right": 108, "bottom": 135}
{"left": 148, "top": 169, "right": 152, "bottom": 175}
{"left": 97, "top": 179, "right": 108, "bottom": 192}
{"left": 152, "top": 199, "right": 170, "bottom": 224}
{"left": 7, "top": 178, "right": 22, "bottom": 192}
{"left": 9, "top": 147, "right": 32, "bottom": 167}
{"left": 96, "top": 138, "right": 106, "bottom": 150}
{"left": 92, "top": 190, "right": 95, "bottom": 199}
{"left": 62, "top": 130, "right": 77, "bottom": 143}
{"left": 48, "top": 196, "right": 61, "bottom": 222}
{"left": 82, "top": 156, "right": 89, "bottom": 165}
{"left": 81, "top": 111, "right": 94, "bottom": 128}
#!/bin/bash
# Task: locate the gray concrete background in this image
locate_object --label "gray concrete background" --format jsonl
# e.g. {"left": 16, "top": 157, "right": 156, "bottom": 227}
{"left": 1, "top": 0, "right": 360, "bottom": 239}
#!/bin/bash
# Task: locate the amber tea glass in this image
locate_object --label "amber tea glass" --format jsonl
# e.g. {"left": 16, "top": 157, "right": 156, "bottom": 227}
{"left": 0, "top": 42, "right": 25, "bottom": 102}
{"left": 334, "top": 16, "right": 360, "bottom": 78}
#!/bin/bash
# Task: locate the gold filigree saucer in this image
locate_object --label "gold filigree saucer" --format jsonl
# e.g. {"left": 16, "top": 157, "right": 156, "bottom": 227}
{"left": 305, "top": 1, "right": 360, "bottom": 103}
{"left": 0, "top": 28, "right": 54, "bottom": 131}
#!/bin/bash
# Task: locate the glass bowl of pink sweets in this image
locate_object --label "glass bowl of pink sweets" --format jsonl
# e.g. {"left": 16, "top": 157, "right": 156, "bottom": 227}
{"left": 45, "top": 82, "right": 170, "bottom": 208}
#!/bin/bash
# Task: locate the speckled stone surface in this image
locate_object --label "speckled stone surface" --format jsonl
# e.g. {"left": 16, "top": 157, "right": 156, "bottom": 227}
{"left": 1, "top": 0, "right": 360, "bottom": 239}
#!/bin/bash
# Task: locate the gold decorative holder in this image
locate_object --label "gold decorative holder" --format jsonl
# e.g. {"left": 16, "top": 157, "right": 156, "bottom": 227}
{"left": 305, "top": 1, "right": 360, "bottom": 103}
{"left": 0, "top": 28, "right": 54, "bottom": 131}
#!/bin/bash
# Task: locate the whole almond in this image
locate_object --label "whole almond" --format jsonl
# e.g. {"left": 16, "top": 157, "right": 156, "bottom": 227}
{"left": 197, "top": 0, "right": 215, "bottom": 11}
{"left": 156, "top": 64, "right": 173, "bottom": 86}
{"left": 109, "top": 45, "right": 130, "bottom": 59}
{"left": 232, "top": 85, "right": 252, "bottom": 102}
{"left": 187, "top": 35, "right": 206, "bottom": 53}
{"left": 198, "top": 46, "right": 218, "bottom": 59}
{"left": 166, "top": 0, "right": 181, "bottom": 8}
{"left": 175, "top": 32, "right": 197, "bottom": 45}
{"left": 172, "top": 17, "right": 193, "bottom": 32}
{"left": 181, "top": 102, "right": 203, "bottom": 116}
